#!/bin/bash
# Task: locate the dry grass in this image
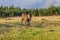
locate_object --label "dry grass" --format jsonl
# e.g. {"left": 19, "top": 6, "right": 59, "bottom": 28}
{"left": 0, "top": 16, "right": 60, "bottom": 40}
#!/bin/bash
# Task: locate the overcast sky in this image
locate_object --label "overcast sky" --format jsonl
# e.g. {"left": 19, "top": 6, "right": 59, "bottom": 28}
{"left": 0, "top": 0, "right": 60, "bottom": 9}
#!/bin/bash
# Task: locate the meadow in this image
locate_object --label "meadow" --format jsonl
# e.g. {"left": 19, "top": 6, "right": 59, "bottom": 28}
{"left": 0, "top": 16, "right": 60, "bottom": 40}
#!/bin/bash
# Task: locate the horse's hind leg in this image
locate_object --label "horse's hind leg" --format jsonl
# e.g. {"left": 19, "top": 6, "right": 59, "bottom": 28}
{"left": 21, "top": 19, "right": 24, "bottom": 25}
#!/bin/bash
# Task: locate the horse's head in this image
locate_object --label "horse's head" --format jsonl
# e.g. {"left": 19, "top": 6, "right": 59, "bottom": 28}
{"left": 27, "top": 13, "right": 32, "bottom": 20}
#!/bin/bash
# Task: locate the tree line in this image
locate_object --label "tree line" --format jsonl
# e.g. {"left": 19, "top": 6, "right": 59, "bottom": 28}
{"left": 0, "top": 5, "right": 60, "bottom": 17}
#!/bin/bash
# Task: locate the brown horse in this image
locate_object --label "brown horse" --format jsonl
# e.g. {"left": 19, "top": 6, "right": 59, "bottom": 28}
{"left": 21, "top": 13, "right": 32, "bottom": 26}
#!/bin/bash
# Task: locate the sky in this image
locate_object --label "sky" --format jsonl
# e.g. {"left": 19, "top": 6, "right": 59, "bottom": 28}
{"left": 0, "top": 0, "right": 60, "bottom": 9}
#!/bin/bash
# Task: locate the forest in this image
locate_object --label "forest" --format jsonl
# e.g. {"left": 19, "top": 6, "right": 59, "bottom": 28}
{"left": 0, "top": 5, "right": 60, "bottom": 17}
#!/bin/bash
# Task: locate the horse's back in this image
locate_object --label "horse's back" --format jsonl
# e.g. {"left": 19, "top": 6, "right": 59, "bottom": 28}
{"left": 22, "top": 13, "right": 28, "bottom": 20}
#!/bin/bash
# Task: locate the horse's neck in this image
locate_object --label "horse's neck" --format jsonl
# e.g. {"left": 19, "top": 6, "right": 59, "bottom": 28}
{"left": 28, "top": 14, "right": 30, "bottom": 18}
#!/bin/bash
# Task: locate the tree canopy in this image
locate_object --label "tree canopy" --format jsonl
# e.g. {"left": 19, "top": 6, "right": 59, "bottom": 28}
{"left": 0, "top": 5, "right": 60, "bottom": 17}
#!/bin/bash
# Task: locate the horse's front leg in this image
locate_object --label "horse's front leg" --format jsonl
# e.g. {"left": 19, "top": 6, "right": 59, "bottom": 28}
{"left": 26, "top": 19, "right": 30, "bottom": 26}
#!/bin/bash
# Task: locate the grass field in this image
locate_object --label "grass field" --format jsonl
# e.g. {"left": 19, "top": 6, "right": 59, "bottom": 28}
{"left": 0, "top": 16, "right": 60, "bottom": 40}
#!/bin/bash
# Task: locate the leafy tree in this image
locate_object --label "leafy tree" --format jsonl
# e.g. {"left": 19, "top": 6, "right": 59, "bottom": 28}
{"left": 0, "top": 5, "right": 60, "bottom": 17}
